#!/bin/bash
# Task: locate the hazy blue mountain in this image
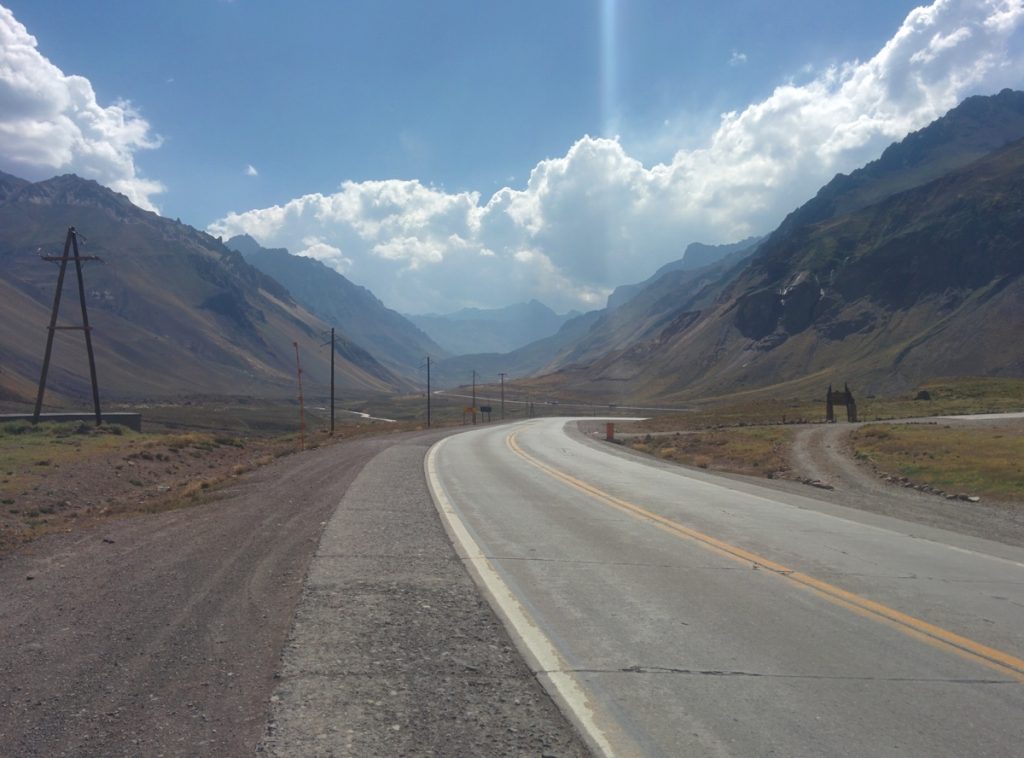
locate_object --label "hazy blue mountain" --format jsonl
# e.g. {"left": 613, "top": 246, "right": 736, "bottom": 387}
{"left": 408, "top": 299, "right": 581, "bottom": 355}
{"left": 430, "top": 309, "right": 601, "bottom": 388}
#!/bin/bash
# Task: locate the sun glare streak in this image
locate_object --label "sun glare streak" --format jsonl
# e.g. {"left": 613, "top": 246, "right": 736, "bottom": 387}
{"left": 600, "top": 0, "right": 618, "bottom": 138}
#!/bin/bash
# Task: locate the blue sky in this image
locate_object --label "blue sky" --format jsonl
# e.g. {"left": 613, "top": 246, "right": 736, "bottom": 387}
{"left": 2, "top": 1, "right": 1023, "bottom": 312}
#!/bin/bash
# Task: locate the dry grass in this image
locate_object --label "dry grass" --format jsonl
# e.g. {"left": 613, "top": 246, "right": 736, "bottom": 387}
{"left": 0, "top": 405, "right": 449, "bottom": 553}
{"left": 623, "top": 427, "right": 794, "bottom": 479}
{"left": 852, "top": 422, "right": 1024, "bottom": 501}
{"left": 0, "top": 420, "right": 142, "bottom": 486}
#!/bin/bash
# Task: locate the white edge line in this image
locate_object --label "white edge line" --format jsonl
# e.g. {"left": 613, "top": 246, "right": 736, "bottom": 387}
{"left": 424, "top": 434, "right": 620, "bottom": 758}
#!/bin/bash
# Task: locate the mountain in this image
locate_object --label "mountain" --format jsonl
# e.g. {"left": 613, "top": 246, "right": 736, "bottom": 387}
{"left": 0, "top": 173, "right": 406, "bottom": 404}
{"left": 534, "top": 90, "right": 1024, "bottom": 400}
{"left": 227, "top": 234, "right": 445, "bottom": 375}
{"left": 0, "top": 170, "right": 28, "bottom": 201}
{"left": 606, "top": 237, "right": 762, "bottom": 310}
{"left": 548, "top": 245, "right": 759, "bottom": 373}
{"left": 774, "top": 89, "right": 1024, "bottom": 238}
{"left": 409, "top": 300, "right": 580, "bottom": 355}
{"left": 430, "top": 309, "right": 602, "bottom": 388}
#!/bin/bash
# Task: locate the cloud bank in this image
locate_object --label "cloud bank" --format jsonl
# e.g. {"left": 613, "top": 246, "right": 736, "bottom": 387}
{"left": 0, "top": 5, "right": 163, "bottom": 210}
{"left": 210, "top": 0, "right": 1024, "bottom": 313}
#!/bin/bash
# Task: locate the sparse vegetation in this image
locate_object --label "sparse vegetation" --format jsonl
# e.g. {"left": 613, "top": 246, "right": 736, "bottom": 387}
{"left": 852, "top": 422, "right": 1024, "bottom": 501}
{"left": 623, "top": 427, "right": 794, "bottom": 480}
{"left": 0, "top": 402, "right": 439, "bottom": 554}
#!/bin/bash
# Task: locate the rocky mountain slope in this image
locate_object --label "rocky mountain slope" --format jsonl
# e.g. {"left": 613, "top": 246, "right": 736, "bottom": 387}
{"left": 227, "top": 235, "right": 444, "bottom": 375}
{"left": 605, "top": 237, "right": 762, "bottom": 311}
{"left": 535, "top": 90, "right": 1024, "bottom": 400}
{"left": 0, "top": 172, "right": 405, "bottom": 404}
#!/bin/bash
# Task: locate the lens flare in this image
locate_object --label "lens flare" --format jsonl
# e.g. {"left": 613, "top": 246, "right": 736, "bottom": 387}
{"left": 600, "top": 0, "right": 618, "bottom": 138}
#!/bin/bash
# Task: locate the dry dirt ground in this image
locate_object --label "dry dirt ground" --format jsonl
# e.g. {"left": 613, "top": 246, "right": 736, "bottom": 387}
{"left": 0, "top": 428, "right": 587, "bottom": 757}
{"left": 788, "top": 421, "right": 1024, "bottom": 548}
{"left": 0, "top": 429, "right": 288, "bottom": 554}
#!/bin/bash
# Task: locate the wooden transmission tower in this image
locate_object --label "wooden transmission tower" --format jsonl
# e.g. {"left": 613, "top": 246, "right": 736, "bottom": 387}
{"left": 33, "top": 227, "right": 103, "bottom": 425}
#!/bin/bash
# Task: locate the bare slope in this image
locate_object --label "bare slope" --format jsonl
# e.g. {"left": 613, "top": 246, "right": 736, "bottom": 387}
{"left": 227, "top": 234, "right": 445, "bottom": 376}
{"left": 537, "top": 90, "right": 1024, "bottom": 401}
{"left": 0, "top": 173, "right": 405, "bottom": 403}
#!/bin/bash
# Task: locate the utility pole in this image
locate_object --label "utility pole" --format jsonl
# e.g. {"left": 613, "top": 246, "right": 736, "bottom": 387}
{"left": 320, "top": 328, "right": 336, "bottom": 435}
{"left": 426, "top": 355, "right": 431, "bottom": 428}
{"left": 34, "top": 226, "right": 103, "bottom": 425}
{"left": 471, "top": 369, "right": 477, "bottom": 425}
{"left": 499, "top": 372, "right": 506, "bottom": 420}
{"left": 329, "top": 328, "right": 335, "bottom": 435}
{"left": 293, "top": 342, "right": 305, "bottom": 451}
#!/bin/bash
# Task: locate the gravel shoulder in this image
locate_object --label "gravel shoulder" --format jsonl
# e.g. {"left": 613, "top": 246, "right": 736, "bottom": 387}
{"left": 260, "top": 433, "right": 587, "bottom": 756}
{"left": 0, "top": 428, "right": 588, "bottom": 757}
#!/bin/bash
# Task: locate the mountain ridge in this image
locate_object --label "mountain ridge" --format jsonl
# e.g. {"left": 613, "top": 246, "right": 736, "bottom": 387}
{"left": 227, "top": 234, "right": 445, "bottom": 375}
{"left": 527, "top": 90, "right": 1024, "bottom": 401}
{"left": 0, "top": 172, "right": 406, "bottom": 404}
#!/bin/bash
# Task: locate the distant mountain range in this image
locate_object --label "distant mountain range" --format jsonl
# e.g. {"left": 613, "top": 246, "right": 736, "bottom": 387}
{"left": 226, "top": 234, "right": 444, "bottom": 375}
{"left": 0, "top": 172, "right": 406, "bottom": 405}
{"left": 408, "top": 300, "right": 581, "bottom": 355}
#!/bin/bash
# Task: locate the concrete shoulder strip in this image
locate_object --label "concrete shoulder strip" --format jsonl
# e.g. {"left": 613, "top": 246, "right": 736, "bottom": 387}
{"left": 425, "top": 435, "right": 628, "bottom": 758}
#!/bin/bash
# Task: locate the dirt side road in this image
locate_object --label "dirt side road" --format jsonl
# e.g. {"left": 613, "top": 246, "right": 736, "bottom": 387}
{"left": 0, "top": 429, "right": 587, "bottom": 757}
{"left": 790, "top": 423, "right": 1024, "bottom": 547}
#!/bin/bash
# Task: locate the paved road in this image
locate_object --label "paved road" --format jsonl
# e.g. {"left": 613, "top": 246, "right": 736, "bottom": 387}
{"left": 427, "top": 418, "right": 1024, "bottom": 757}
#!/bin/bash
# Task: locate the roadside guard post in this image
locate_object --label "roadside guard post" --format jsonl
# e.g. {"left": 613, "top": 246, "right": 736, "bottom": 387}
{"left": 606, "top": 422, "right": 615, "bottom": 441}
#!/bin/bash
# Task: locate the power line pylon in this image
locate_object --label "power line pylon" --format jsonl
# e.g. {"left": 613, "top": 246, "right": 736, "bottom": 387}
{"left": 33, "top": 226, "right": 103, "bottom": 425}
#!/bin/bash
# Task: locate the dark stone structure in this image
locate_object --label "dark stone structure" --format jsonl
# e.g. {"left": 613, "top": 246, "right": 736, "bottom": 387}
{"left": 825, "top": 383, "right": 858, "bottom": 423}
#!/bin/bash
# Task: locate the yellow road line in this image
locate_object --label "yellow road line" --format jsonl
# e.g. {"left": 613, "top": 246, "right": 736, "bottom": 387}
{"left": 507, "top": 431, "right": 1024, "bottom": 683}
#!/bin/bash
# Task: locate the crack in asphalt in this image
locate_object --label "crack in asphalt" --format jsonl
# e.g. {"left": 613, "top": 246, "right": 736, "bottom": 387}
{"left": 549, "top": 665, "right": 1019, "bottom": 684}
{"left": 490, "top": 558, "right": 973, "bottom": 584}
{"left": 317, "top": 552, "right": 459, "bottom": 561}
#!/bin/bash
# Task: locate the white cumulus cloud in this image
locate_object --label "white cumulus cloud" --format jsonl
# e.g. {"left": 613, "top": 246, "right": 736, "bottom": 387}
{"left": 0, "top": 5, "right": 163, "bottom": 210}
{"left": 210, "top": 0, "right": 1024, "bottom": 313}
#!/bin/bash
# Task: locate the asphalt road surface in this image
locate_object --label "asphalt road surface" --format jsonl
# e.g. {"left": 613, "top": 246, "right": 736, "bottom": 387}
{"left": 427, "top": 418, "right": 1024, "bottom": 757}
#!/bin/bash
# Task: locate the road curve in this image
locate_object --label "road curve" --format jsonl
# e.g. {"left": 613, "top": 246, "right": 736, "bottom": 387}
{"left": 427, "top": 417, "right": 1024, "bottom": 757}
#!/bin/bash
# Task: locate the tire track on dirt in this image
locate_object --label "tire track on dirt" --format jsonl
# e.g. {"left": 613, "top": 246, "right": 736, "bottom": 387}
{"left": 0, "top": 435, "right": 397, "bottom": 757}
{"left": 789, "top": 423, "right": 1024, "bottom": 548}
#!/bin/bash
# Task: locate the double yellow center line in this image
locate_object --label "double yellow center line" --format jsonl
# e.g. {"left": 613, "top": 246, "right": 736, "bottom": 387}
{"left": 507, "top": 431, "right": 1024, "bottom": 683}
